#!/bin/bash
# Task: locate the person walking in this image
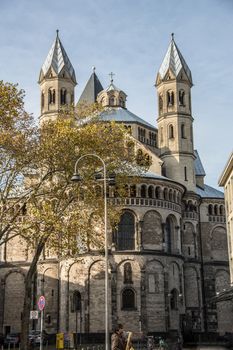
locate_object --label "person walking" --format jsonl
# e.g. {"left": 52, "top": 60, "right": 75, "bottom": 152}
{"left": 111, "top": 324, "right": 125, "bottom": 350}
{"left": 158, "top": 337, "right": 168, "bottom": 350}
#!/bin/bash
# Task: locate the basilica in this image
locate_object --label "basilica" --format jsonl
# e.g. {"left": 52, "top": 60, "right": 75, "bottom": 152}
{"left": 0, "top": 32, "right": 232, "bottom": 341}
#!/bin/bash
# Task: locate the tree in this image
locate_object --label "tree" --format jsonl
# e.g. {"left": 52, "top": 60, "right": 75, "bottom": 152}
{"left": 0, "top": 82, "right": 149, "bottom": 349}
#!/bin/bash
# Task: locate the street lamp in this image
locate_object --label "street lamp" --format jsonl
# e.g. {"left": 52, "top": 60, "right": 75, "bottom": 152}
{"left": 71, "top": 154, "right": 114, "bottom": 350}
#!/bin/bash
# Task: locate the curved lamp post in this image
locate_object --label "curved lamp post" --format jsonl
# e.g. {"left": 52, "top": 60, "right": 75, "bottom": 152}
{"left": 71, "top": 154, "right": 114, "bottom": 350}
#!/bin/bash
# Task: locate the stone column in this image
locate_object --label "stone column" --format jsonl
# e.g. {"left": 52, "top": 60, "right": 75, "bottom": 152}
{"left": 111, "top": 268, "right": 117, "bottom": 331}
{"left": 164, "top": 269, "right": 170, "bottom": 331}
{"left": 140, "top": 267, "right": 147, "bottom": 333}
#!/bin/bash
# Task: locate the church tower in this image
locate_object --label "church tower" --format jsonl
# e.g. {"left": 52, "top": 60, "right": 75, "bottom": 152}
{"left": 156, "top": 34, "right": 196, "bottom": 192}
{"left": 38, "top": 30, "right": 77, "bottom": 124}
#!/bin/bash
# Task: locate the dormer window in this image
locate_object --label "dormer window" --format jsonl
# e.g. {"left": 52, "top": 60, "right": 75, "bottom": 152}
{"left": 119, "top": 97, "right": 125, "bottom": 108}
{"left": 110, "top": 96, "right": 115, "bottom": 106}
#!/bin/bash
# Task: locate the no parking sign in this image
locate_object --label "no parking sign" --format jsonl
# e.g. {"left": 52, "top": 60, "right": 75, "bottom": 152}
{"left": 38, "top": 295, "right": 46, "bottom": 311}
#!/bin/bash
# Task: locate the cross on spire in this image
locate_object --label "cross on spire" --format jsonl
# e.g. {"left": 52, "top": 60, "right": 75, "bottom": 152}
{"left": 109, "top": 72, "right": 115, "bottom": 83}
{"left": 171, "top": 32, "right": 174, "bottom": 40}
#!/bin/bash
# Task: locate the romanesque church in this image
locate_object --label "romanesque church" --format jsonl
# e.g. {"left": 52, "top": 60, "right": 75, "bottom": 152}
{"left": 0, "top": 32, "right": 232, "bottom": 340}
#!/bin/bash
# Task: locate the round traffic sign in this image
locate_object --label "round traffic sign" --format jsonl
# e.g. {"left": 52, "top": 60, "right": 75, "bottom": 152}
{"left": 38, "top": 295, "right": 45, "bottom": 311}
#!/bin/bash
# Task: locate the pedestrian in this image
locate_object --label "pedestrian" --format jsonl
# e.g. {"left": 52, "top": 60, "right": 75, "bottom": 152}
{"left": 158, "top": 337, "right": 168, "bottom": 350}
{"left": 176, "top": 336, "right": 182, "bottom": 350}
{"left": 111, "top": 324, "right": 125, "bottom": 350}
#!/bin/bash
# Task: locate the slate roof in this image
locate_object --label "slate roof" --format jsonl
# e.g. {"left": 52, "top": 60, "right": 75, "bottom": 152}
{"left": 196, "top": 184, "right": 224, "bottom": 199}
{"left": 78, "top": 71, "right": 104, "bottom": 104}
{"left": 39, "top": 31, "right": 76, "bottom": 84}
{"left": 158, "top": 35, "right": 193, "bottom": 85}
{"left": 194, "top": 150, "right": 206, "bottom": 176}
{"left": 100, "top": 107, "right": 156, "bottom": 129}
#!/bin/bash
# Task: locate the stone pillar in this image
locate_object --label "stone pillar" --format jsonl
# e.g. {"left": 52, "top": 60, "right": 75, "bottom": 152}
{"left": 111, "top": 268, "right": 117, "bottom": 331}
{"left": 140, "top": 267, "right": 147, "bottom": 333}
{"left": 138, "top": 221, "right": 143, "bottom": 250}
{"left": 162, "top": 223, "right": 166, "bottom": 252}
{"left": 164, "top": 269, "right": 170, "bottom": 331}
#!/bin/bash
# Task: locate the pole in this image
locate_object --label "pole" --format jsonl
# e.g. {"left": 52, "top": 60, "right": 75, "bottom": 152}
{"left": 103, "top": 164, "right": 109, "bottom": 350}
{"left": 40, "top": 309, "right": 43, "bottom": 350}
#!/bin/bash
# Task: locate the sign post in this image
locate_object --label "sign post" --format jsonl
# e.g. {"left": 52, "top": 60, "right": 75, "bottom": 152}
{"left": 38, "top": 296, "right": 46, "bottom": 350}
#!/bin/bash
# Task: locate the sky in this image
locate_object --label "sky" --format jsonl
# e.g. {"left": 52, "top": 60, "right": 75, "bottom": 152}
{"left": 0, "top": 0, "right": 233, "bottom": 189}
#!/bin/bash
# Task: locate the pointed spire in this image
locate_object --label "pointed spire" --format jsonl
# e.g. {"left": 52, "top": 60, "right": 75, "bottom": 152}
{"left": 39, "top": 30, "right": 76, "bottom": 84}
{"left": 77, "top": 68, "right": 104, "bottom": 104}
{"left": 158, "top": 34, "right": 193, "bottom": 85}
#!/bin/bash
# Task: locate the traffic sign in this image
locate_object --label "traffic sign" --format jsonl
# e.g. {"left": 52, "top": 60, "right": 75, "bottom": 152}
{"left": 38, "top": 296, "right": 46, "bottom": 311}
{"left": 30, "top": 310, "right": 39, "bottom": 319}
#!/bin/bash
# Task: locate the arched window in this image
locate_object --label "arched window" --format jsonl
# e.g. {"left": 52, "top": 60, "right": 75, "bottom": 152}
{"left": 155, "top": 187, "right": 160, "bottom": 199}
{"left": 208, "top": 205, "right": 213, "bottom": 215}
{"left": 110, "top": 96, "right": 115, "bottom": 106}
{"left": 52, "top": 89, "right": 56, "bottom": 104}
{"left": 165, "top": 217, "right": 172, "bottom": 253}
{"left": 130, "top": 185, "right": 136, "bottom": 197}
{"left": 148, "top": 186, "right": 154, "bottom": 198}
{"left": 119, "top": 97, "right": 125, "bottom": 108}
{"left": 164, "top": 188, "right": 168, "bottom": 201}
{"left": 122, "top": 288, "right": 135, "bottom": 309}
{"left": 115, "top": 211, "right": 135, "bottom": 250}
{"left": 167, "top": 91, "right": 174, "bottom": 106}
{"left": 159, "top": 94, "right": 163, "bottom": 112}
{"left": 170, "top": 288, "right": 178, "bottom": 310}
{"left": 219, "top": 205, "right": 224, "bottom": 216}
{"left": 169, "top": 189, "right": 173, "bottom": 201}
{"left": 71, "top": 290, "right": 81, "bottom": 312}
{"left": 48, "top": 89, "right": 53, "bottom": 104}
{"left": 184, "top": 166, "right": 187, "bottom": 181}
{"left": 179, "top": 90, "right": 185, "bottom": 106}
{"left": 181, "top": 124, "right": 185, "bottom": 138}
{"left": 41, "top": 92, "right": 44, "bottom": 108}
{"left": 60, "top": 88, "right": 67, "bottom": 105}
{"left": 141, "top": 185, "right": 147, "bottom": 198}
{"left": 169, "top": 124, "right": 174, "bottom": 139}
{"left": 124, "top": 263, "right": 133, "bottom": 284}
{"left": 124, "top": 185, "right": 129, "bottom": 197}
{"left": 214, "top": 205, "right": 218, "bottom": 216}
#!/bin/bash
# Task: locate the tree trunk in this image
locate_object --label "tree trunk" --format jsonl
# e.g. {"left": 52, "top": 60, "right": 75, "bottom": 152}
{"left": 20, "top": 239, "right": 46, "bottom": 350}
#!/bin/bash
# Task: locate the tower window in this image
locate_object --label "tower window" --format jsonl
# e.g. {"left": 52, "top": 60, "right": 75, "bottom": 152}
{"left": 181, "top": 124, "right": 185, "bottom": 138}
{"left": 167, "top": 91, "right": 174, "bottom": 106}
{"left": 41, "top": 92, "right": 44, "bottom": 109}
{"left": 184, "top": 166, "right": 188, "bottom": 181}
{"left": 179, "top": 90, "right": 185, "bottom": 106}
{"left": 159, "top": 94, "right": 163, "bottom": 112}
{"left": 49, "top": 89, "right": 55, "bottom": 104}
{"left": 169, "top": 124, "right": 174, "bottom": 139}
{"left": 60, "top": 88, "right": 67, "bottom": 105}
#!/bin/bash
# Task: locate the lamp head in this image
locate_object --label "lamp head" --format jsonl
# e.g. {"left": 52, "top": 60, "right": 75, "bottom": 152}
{"left": 71, "top": 173, "right": 82, "bottom": 182}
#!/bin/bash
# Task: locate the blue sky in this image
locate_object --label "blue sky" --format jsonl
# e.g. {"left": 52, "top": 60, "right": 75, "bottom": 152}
{"left": 1, "top": 0, "right": 232, "bottom": 189}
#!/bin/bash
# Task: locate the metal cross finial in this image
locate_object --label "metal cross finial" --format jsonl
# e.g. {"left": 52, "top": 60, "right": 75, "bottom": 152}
{"left": 92, "top": 66, "right": 96, "bottom": 73}
{"left": 109, "top": 72, "right": 115, "bottom": 83}
{"left": 171, "top": 32, "right": 174, "bottom": 40}
{"left": 56, "top": 29, "right": 59, "bottom": 37}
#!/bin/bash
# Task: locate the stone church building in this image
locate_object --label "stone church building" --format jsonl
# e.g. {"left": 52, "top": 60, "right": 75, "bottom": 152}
{"left": 0, "top": 32, "right": 232, "bottom": 340}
